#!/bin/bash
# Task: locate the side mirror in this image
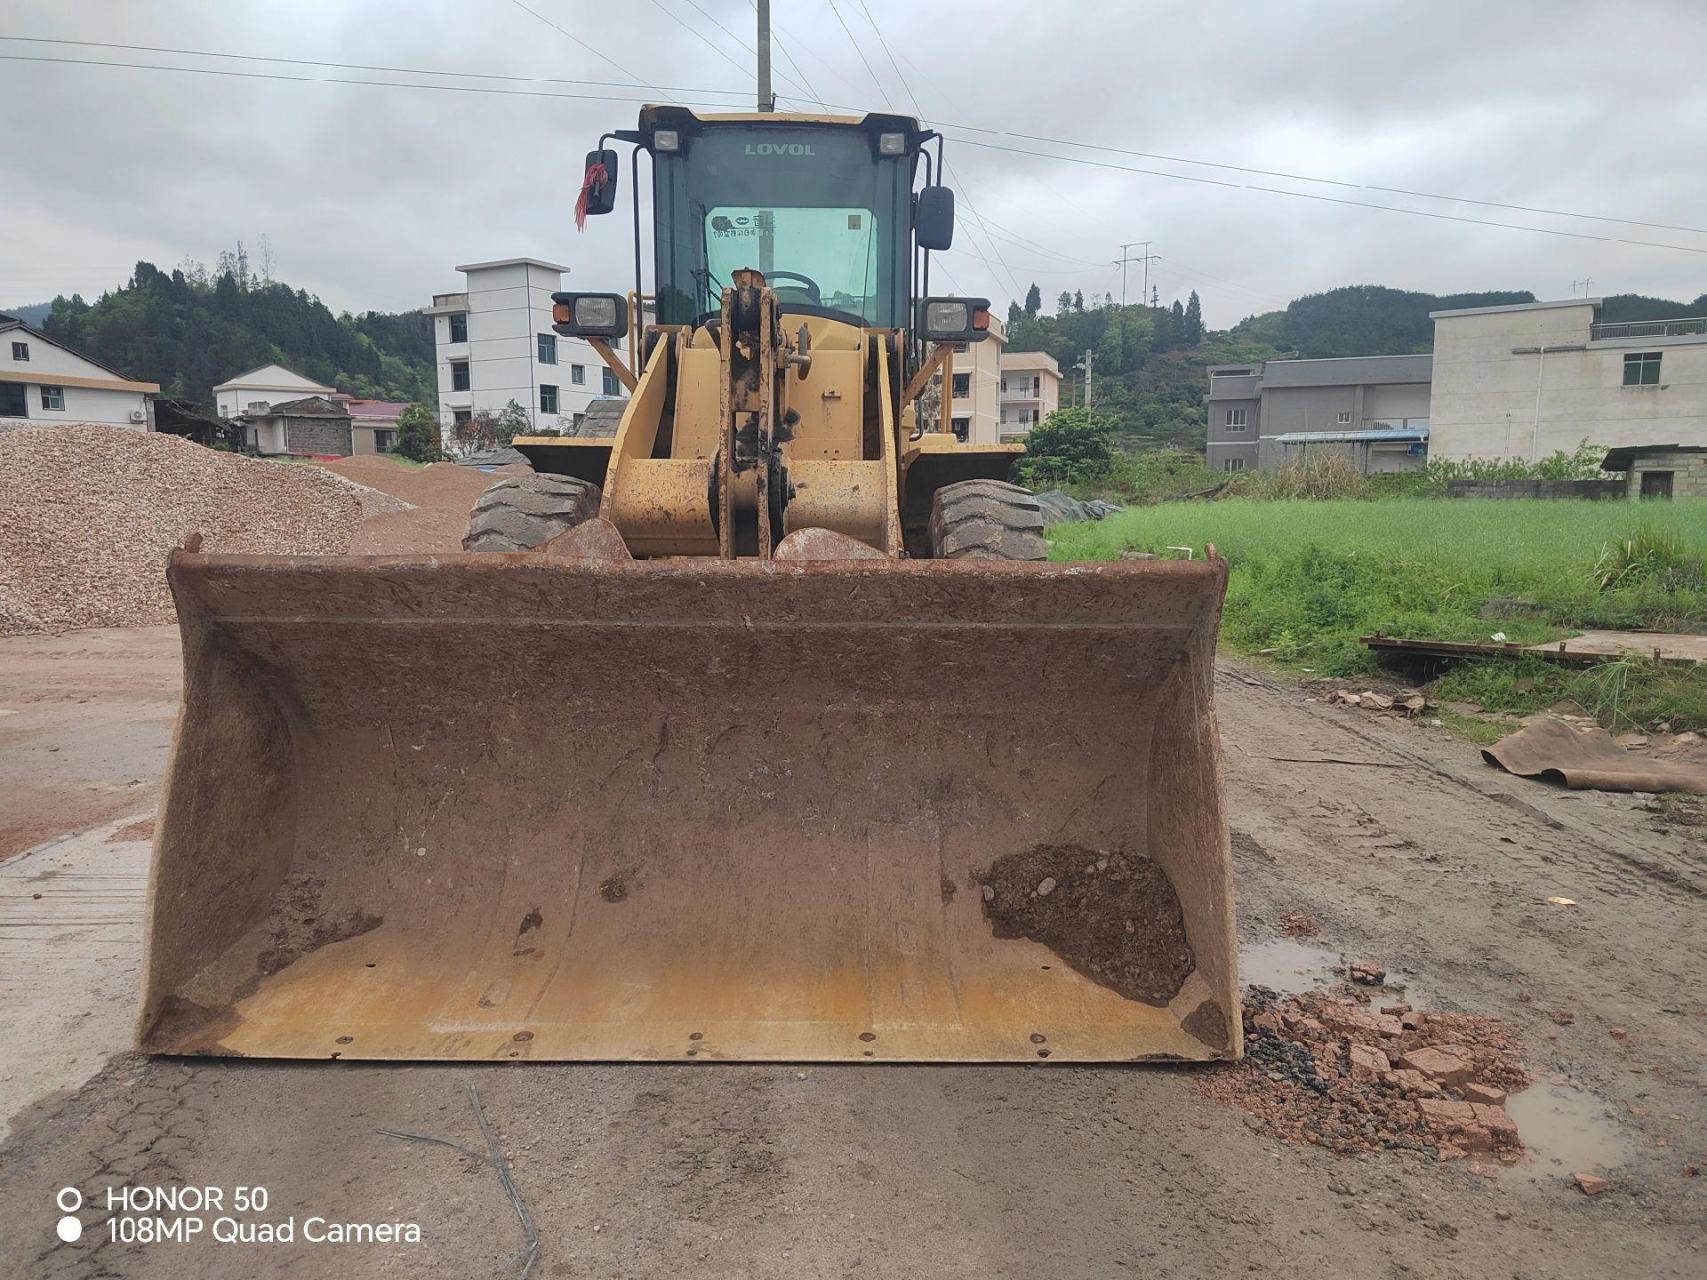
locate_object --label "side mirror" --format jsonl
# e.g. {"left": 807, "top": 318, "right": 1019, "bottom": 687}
{"left": 915, "top": 296, "right": 991, "bottom": 343}
{"left": 551, "top": 292, "right": 628, "bottom": 338}
{"left": 577, "top": 149, "right": 619, "bottom": 222}
{"left": 915, "top": 186, "right": 954, "bottom": 251}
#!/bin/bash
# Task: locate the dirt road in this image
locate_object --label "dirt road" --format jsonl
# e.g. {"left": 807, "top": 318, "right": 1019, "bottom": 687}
{"left": 1, "top": 631, "right": 1701, "bottom": 1278}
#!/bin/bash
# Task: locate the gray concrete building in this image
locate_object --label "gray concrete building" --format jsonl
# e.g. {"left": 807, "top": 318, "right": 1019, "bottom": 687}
{"left": 1205, "top": 354, "right": 1432, "bottom": 474}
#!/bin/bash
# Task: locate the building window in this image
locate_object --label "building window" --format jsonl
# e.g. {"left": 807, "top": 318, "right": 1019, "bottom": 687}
{"left": 538, "top": 333, "right": 557, "bottom": 365}
{"left": 602, "top": 368, "right": 620, "bottom": 396}
{"left": 1337, "top": 410, "right": 1351, "bottom": 425}
{"left": 40, "top": 386, "right": 65, "bottom": 410}
{"left": 1623, "top": 351, "right": 1662, "bottom": 386}
{"left": 1224, "top": 407, "right": 1247, "bottom": 432}
{"left": 453, "top": 409, "right": 471, "bottom": 427}
{"left": 951, "top": 416, "right": 970, "bottom": 441}
{"left": 539, "top": 383, "right": 558, "bottom": 414}
{"left": 0, "top": 383, "right": 26, "bottom": 417}
{"left": 450, "top": 361, "right": 470, "bottom": 391}
{"left": 571, "top": 364, "right": 586, "bottom": 386}
{"left": 1000, "top": 378, "right": 1008, "bottom": 393}
{"left": 10, "top": 341, "right": 27, "bottom": 361}
{"left": 952, "top": 372, "right": 970, "bottom": 398}
{"left": 1222, "top": 457, "right": 1246, "bottom": 473}
{"left": 1031, "top": 376, "right": 1040, "bottom": 395}
{"left": 373, "top": 429, "right": 395, "bottom": 452}
{"left": 448, "top": 313, "right": 468, "bottom": 343}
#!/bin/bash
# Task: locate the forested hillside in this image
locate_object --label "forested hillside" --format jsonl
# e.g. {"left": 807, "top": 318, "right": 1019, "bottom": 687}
{"left": 1003, "top": 283, "right": 1707, "bottom": 452}
{"left": 34, "top": 259, "right": 433, "bottom": 408}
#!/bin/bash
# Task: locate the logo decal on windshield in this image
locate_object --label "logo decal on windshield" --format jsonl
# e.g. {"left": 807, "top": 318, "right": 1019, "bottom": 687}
{"left": 743, "top": 143, "right": 817, "bottom": 156}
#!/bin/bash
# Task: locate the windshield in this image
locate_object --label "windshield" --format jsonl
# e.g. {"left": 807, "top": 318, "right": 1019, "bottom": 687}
{"left": 653, "top": 124, "right": 912, "bottom": 327}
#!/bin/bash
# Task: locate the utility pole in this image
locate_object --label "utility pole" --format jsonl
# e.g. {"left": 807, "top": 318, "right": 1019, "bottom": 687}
{"left": 1114, "top": 242, "right": 1160, "bottom": 310}
{"left": 1571, "top": 277, "right": 1594, "bottom": 298}
{"left": 756, "top": 0, "right": 774, "bottom": 111}
{"left": 1076, "top": 348, "right": 1095, "bottom": 408}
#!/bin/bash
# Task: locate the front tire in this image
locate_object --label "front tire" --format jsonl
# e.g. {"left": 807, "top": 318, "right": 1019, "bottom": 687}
{"left": 927, "top": 479, "right": 1048, "bottom": 561}
{"left": 462, "top": 473, "right": 602, "bottom": 552}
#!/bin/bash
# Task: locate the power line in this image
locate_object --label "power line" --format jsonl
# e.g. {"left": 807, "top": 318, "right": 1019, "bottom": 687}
{"left": 824, "top": 0, "right": 890, "bottom": 108}
{"left": 11, "top": 36, "right": 1704, "bottom": 260}
{"left": 672, "top": 0, "right": 828, "bottom": 108}
{"left": 0, "top": 34, "right": 756, "bottom": 99}
{"left": 844, "top": 1, "right": 1022, "bottom": 301}
{"left": 503, "top": 0, "right": 665, "bottom": 96}
{"left": 945, "top": 135, "right": 1707, "bottom": 258}
{"left": 0, "top": 52, "right": 738, "bottom": 108}
{"left": 933, "top": 119, "right": 1707, "bottom": 239}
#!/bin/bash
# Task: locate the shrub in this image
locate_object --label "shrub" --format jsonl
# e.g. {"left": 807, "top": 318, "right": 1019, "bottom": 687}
{"left": 1015, "top": 406, "right": 1114, "bottom": 488}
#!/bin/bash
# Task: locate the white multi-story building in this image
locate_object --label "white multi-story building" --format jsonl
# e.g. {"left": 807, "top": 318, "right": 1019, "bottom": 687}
{"left": 0, "top": 317, "right": 158, "bottom": 428}
{"left": 997, "top": 351, "right": 1061, "bottom": 442}
{"left": 423, "top": 258, "right": 627, "bottom": 438}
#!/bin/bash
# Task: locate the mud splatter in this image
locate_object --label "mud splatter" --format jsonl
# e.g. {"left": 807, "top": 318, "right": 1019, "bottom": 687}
{"left": 979, "top": 844, "right": 1195, "bottom": 1006}
{"left": 107, "top": 816, "right": 156, "bottom": 844}
{"left": 600, "top": 873, "right": 630, "bottom": 903}
{"left": 253, "top": 877, "right": 382, "bottom": 978}
{"left": 513, "top": 907, "right": 543, "bottom": 955}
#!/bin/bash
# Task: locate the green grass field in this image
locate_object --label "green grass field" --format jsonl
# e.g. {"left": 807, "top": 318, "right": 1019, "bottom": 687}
{"left": 1050, "top": 497, "right": 1707, "bottom": 730}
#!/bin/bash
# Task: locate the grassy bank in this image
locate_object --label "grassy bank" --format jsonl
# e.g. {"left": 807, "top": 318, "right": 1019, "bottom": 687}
{"left": 1050, "top": 498, "right": 1707, "bottom": 730}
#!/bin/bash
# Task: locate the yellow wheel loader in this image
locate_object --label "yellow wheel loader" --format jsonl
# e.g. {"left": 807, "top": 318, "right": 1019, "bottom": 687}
{"left": 140, "top": 107, "right": 1239, "bottom": 1064}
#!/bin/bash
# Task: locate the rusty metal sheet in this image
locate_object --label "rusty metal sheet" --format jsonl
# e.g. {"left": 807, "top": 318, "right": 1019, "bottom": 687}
{"left": 1482, "top": 716, "right": 1707, "bottom": 794}
{"left": 139, "top": 551, "right": 1238, "bottom": 1064}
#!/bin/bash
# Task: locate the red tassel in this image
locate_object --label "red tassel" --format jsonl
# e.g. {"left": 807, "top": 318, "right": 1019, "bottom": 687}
{"left": 575, "top": 162, "right": 608, "bottom": 232}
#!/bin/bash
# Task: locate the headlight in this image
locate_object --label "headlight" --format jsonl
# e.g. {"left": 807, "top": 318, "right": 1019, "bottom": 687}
{"left": 878, "top": 131, "right": 906, "bottom": 156}
{"left": 549, "top": 292, "right": 627, "bottom": 338}
{"left": 654, "top": 129, "right": 681, "bottom": 153}
{"left": 916, "top": 296, "right": 993, "bottom": 343}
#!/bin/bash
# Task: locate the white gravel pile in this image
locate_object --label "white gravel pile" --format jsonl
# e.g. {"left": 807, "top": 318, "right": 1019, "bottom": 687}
{"left": 0, "top": 425, "right": 371, "bottom": 634}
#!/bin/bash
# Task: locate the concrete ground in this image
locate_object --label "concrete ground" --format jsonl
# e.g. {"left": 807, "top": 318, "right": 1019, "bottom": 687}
{"left": 0, "top": 628, "right": 1702, "bottom": 1279}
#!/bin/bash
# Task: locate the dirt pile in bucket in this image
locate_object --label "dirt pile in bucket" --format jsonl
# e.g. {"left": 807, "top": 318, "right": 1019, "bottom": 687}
{"left": 1198, "top": 986, "right": 1531, "bottom": 1164}
{"left": 0, "top": 425, "right": 372, "bottom": 634}
{"left": 979, "top": 844, "right": 1195, "bottom": 1006}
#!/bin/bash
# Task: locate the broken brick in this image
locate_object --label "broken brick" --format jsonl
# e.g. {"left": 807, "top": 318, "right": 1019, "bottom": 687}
{"left": 1380, "top": 1003, "right": 1411, "bottom": 1016}
{"left": 1251, "top": 1011, "right": 1282, "bottom": 1035}
{"left": 1388, "top": 1069, "right": 1441, "bottom": 1096}
{"left": 1397, "top": 1046, "right": 1474, "bottom": 1087}
{"left": 1348, "top": 1043, "right": 1390, "bottom": 1080}
{"left": 1349, "top": 962, "right": 1387, "bottom": 985}
{"left": 1550, "top": 1008, "right": 1575, "bottom": 1026}
{"left": 1471, "top": 1104, "right": 1520, "bottom": 1149}
{"left": 1417, "top": 1098, "right": 1477, "bottom": 1129}
{"left": 1461, "top": 1081, "right": 1508, "bottom": 1106}
{"left": 1574, "top": 1172, "right": 1609, "bottom": 1196}
{"left": 1608, "top": 1027, "right": 1627, "bottom": 1040}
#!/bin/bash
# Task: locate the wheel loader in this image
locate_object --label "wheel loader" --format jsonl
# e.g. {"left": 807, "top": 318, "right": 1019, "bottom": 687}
{"left": 139, "top": 106, "right": 1239, "bottom": 1064}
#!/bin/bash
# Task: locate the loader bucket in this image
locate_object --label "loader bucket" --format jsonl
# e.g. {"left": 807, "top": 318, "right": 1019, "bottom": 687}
{"left": 139, "top": 549, "right": 1239, "bottom": 1063}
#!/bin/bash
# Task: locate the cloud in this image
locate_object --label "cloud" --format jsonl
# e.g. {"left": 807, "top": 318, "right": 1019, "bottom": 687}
{"left": 2, "top": 0, "right": 1703, "bottom": 327}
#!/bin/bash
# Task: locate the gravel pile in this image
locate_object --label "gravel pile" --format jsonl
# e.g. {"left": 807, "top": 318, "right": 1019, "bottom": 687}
{"left": 0, "top": 425, "right": 368, "bottom": 634}
{"left": 317, "top": 454, "right": 494, "bottom": 511}
{"left": 1198, "top": 985, "right": 1531, "bottom": 1166}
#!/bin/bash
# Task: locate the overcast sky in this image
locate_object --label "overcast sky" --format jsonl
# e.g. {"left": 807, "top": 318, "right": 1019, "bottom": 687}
{"left": 3, "top": 0, "right": 1704, "bottom": 328}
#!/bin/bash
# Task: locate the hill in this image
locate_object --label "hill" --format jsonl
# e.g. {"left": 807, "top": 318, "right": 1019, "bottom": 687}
{"left": 1, "top": 302, "right": 53, "bottom": 326}
{"left": 1004, "top": 283, "right": 1707, "bottom": 452}
{"left": 35, "top": 261, "right": 433, "bottom": 408}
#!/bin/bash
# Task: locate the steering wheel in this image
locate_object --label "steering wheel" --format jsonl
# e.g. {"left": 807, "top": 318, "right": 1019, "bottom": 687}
{"left": 764, "top": 270, "right": 823, "bottom": 304}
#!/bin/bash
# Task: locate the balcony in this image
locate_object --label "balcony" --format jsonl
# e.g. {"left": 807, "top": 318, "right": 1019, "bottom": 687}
{"left": 1590, "top": 316, "right": 1707, "bottom": 340}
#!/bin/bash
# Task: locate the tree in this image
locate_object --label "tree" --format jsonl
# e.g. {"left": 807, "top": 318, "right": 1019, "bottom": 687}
{"left": 1073, "top": 290, "right": 1084, "bottom": 312}
{"left": 1056, "top": 290, "right": 1073, "bottom": 315}
{"left": 1184, "top": 290, "right": 1204, "bottom": 344}
{"left": 394, "top": 402, "right": 444, "bottom": 462}
{"left": 1024, "top": 283, "right": 1042, "bottom": 317}
{"left": 1006, "top": 300, "right": 1023, "bottom": 329}
{"left": 1014, "top": 405, "right": 1114, "bottom": 488}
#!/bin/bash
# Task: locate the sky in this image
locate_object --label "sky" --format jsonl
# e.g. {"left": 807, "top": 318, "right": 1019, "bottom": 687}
{"left": 2, "top": 0, "right": 1705, "bottom": 329}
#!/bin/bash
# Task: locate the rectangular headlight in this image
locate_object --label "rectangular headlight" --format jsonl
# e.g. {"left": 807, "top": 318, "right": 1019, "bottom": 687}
{"left": 878, "top": 131, "right": 906, "bottom": 156}
{"left": 924, "top": 300, "right": 969, "bottom": 333}
{"left": 917, "top": 296, "right": 993, "bottom": 343}
{"left": 654, "top": 128, "right": 681, "bottom": 153}
{"left": 550, "top": 292, "right": 627, "bottom": 338}
{"left": 575, "top": 296, "right": 621, "bottom": 329}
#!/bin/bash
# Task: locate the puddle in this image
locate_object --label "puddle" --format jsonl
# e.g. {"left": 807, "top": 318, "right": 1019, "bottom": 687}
{"left": 1240, "top": 938, "right": 1340, "bottom": 993}
{"left": 1240, "top": 938, "right": 1434, "bottom": 1006}
{"left": 1504, "top": 1080, "right": 1631, "bottom": 1184}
